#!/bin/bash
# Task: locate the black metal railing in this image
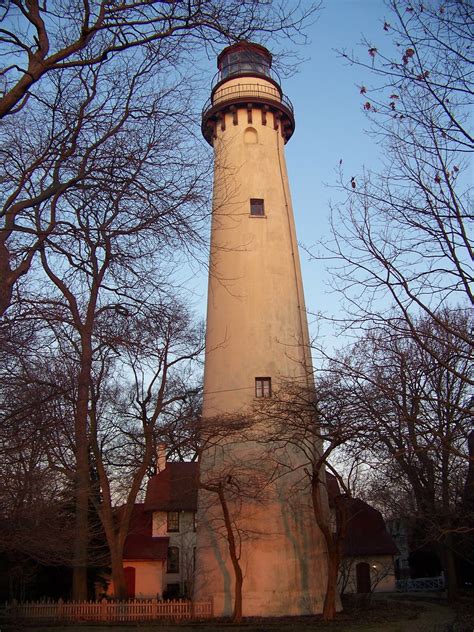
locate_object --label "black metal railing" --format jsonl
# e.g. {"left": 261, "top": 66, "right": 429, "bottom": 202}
{"left": 202, "top": 83, "right": 294, "bottom": 119}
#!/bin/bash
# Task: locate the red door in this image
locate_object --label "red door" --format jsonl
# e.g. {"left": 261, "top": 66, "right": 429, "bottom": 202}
{"left": 124, "top": 566, "right": 136, "bottom": 598}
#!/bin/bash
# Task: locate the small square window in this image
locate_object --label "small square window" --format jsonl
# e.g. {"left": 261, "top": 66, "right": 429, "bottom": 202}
{"left": 250, "top": 198, "right": 265, "bottom": 216}
{"left": 255, "top": 377, "right": 271, "bottom": 398}
{"left": 167, "top": 511, "right": 179, "bottom": 532}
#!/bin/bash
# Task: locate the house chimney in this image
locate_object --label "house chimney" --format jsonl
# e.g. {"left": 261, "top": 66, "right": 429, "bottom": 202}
{"left": 157, "top": 443, "right": 167, "bottom": 472}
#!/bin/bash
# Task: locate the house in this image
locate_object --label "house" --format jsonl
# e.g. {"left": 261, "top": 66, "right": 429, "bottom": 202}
{"left": 120, "top": 504, "right": 169, "bottom": 599}
{"left": 336, "top": 496, "right": 399, "bottom": 594}
{"left": 326, "top": 474, "right": 399, "bottom": 594}
{"left": 144, "top": 461, "right": 198, "bottom": 598}
{"left": 108, "top": 457, "right": 198, "bottom": 600}
{"left": 113, "top": 459, "right": 397, "bottom": 599}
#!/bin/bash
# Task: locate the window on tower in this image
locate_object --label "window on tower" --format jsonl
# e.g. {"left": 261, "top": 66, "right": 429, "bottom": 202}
{"left": 250, "top": 198, "right": 265, "bottom": 216}
{"left": 255, "top": 377, "right": 272, "bottom": 398}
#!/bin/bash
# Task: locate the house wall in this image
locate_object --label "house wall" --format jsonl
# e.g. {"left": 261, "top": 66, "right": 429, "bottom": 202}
{"left": 131, "top": 561, "right": 164, "bottom": 599}
{"left": 153, "top": 510, "right": 196, "bottom": 596}
{"left": 339, "top": 555, "right": 396, "bottom": 594}
{"left": 106, "top": 561, "right": 164, "bottom": 599}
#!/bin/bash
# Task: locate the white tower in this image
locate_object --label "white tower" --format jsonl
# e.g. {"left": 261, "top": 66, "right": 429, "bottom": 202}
{"left": 195, "top": 42, "right": 328, "bottom": 617}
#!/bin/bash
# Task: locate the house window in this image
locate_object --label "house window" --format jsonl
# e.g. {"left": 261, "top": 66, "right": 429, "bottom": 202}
{"left": 250, "top": 198, "right": 265, "bottom": 216}
{"left": 193, "top": 512, "right": 197, "bottom": 532}
{"left": 167, "top": 546, "right": 179, "bottom": 574}
{"left": 255, "top": 377, "right": 271, "bottom": 398}
{"left": 167, "top": 511, "right": 179, "bottom": 532}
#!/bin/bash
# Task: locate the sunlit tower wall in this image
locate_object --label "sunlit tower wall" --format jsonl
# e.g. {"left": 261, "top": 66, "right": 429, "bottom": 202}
{"left": 195, "top": 42, "right": 328, "bottom": 617}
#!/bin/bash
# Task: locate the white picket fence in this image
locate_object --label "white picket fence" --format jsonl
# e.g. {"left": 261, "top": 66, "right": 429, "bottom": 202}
{"left": 396, "top": 576, "right": 445, "bottom": 592}
{"left": 3, "top": 598, "right": 213, "bottom": 622}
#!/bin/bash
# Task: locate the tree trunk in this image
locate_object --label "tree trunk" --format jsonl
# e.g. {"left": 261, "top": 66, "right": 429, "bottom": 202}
{"left": 72, "top": 464, "right": 89, "bottom": 601}
{"left": 442, "top": 534, "right": 458, "bottom": 601}
{"left": 217, "top": 485, "right": 243, "bottom": 622}
{"left": 322, "top": 549, "right": 340, "bottom": 620}
{"left": 72, "top": 345, "right": 92, "bottom": 601}
{"left": 0, "top": 241, "right": 14, "bottom": 317}
{"left": 311, "top": 474, "right": 344, "bottom": 621}
{"left": 110, "top": 544, "right": 128, "bottom": 600}
{"left": 232, "top": 560, "right": 243, "bottom": 623}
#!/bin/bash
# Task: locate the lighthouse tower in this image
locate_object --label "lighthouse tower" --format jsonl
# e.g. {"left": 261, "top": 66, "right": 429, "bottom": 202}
{"left": 195, "top": 43, "right": 328, "bottom": 617}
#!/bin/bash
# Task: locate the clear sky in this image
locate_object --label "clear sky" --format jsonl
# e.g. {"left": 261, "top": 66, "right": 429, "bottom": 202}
{"left": 285, "top": 0, "right": 391, "bottom": 347}
{"left": 191, "top": 1, "right": 394, "bottom": 352}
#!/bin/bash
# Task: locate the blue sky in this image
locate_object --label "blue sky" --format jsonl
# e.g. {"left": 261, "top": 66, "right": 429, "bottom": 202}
{"left": 285, "top": 1, "right": 391, "bottom": 346}
{"left": 191, "top": 1, "right": 394, "bottom": 351}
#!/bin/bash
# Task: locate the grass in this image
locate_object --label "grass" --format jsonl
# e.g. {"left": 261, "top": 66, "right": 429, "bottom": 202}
{"left": 2, "top": 594, "right": 468, "bottom": 632}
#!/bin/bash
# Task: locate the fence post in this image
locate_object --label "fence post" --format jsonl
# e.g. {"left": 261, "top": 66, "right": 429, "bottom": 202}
{"left": 101, "top": 598, "right": 107, "bottom": 621}
{"left": 57, "top": 597, "right": 63, "bottom": 621}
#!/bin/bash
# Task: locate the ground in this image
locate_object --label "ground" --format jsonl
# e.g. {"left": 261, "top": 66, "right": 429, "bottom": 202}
{"left": 2, "top": 594, "right": 472, "bottom": 632}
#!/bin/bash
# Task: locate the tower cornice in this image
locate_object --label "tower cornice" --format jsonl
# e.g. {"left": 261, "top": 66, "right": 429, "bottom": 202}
{"left": 201, "top": 94, "right": 295, "bottom": 145}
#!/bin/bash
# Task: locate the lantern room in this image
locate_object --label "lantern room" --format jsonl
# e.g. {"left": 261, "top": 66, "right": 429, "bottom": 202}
{"left": 217, "top": 42, "right": 272, "bottom": 81}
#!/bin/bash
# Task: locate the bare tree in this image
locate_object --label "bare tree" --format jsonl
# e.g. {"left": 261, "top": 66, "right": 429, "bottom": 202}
{"left": 3, "top": 40, "right": 212, "bottom": 598}
{"left": 0, "top": 321, "right": 105, "bottom": 598}
{"left": 197, "top": 416, "right": 270, "bottom": 622}
{"left": 0, "top": 0, "right": 317, "bottom": 316}
{"left": 0, "top": 1, "right": 316, "bottom": 119}
{"left": 88, "top": 302, "right": 203, "bottom": 599}
{"left": 317, "top": 0, "right": 473, "bottom": 376}
{"left": 254, "top": 378, "right": 369, "bottom": 620}
{"left": 323, "top": 309, "right": 473, "bottom": 599}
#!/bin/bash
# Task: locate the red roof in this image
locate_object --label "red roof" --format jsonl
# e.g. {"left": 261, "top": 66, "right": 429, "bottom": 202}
{"left": 123, "top": 535, "right": 169, "bottom": 561}
{"left": 326, "top": 473, "right": 398, "bottom": 557}
{"left": 341, "top": 497, "right": 399, "bottom": 556}
{"left": 144, "top": 462, "right": 199, "bottom": 512}
{"left": 122, "top": 504, "right": 169, "bottom": 561}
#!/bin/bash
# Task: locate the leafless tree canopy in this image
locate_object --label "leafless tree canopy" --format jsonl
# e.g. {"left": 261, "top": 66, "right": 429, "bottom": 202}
{"left": 0, "top": 0, "right": 317, "bottom": 119}
{"left": 0, "top": 0, "right": 318, "bottom": 316}
{"left": 317, "top": 0, "right": 473, "bottom": 368}
{"left": 321, "top": 308, "right": 473, "bottom": 598}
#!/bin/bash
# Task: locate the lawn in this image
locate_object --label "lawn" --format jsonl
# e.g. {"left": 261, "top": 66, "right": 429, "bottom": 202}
{"left": 2, "top": 595, "right": 469, "bottom": 632}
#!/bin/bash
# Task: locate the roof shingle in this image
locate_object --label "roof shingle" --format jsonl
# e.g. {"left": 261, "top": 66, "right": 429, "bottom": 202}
{"left": 144, "top": 462, "right": 198, "bottom": 512}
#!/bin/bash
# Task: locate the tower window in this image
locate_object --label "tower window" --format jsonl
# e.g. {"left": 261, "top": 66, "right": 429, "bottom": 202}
{"left": 255, "top": 377, "right": 271, "bottom": 398}
{"left": 250, "top": 198, "right": 265, "bottom": 216}
{"left": 167, "top": 511, "right": 179, "bottom": 532}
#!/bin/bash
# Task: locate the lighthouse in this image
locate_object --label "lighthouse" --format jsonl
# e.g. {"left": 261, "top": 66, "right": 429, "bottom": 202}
{"left": 195, "top": 42, "right": 328, "bottom": 617}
